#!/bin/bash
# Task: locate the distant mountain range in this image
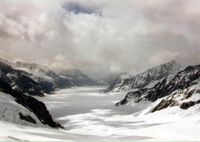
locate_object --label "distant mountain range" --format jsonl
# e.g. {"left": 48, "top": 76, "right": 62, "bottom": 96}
{"left": 1, "top": 57, "right": 200, "bottom": 129}
{"left": 0, "top": 58, "right": 99, "bottom": 128}
{"left": 0, "top": 59, "right": 99, "bottom": 96}
{"left": 55, "top": 68, "right": 99, "bottom": 86}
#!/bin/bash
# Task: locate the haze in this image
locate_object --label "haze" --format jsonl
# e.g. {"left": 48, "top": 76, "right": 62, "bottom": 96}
{"left": 0, "top": 0, "right": 200, "bottom": 78}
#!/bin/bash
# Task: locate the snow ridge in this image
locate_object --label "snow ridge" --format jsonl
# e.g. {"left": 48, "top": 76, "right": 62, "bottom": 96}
{"left": 0, "top": 59, "right": 99, "bottom": 96}
{"left": 116, "top": 64, "right": 200, "bottom": 112}
{"left": 0, "top": 79, "right": 64, "bottom": 129}
{"left": 107, "top": 60, "right": 180, "bottom": 92}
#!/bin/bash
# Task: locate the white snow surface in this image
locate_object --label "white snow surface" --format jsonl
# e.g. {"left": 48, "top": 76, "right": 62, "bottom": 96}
{"left": 1, "top": 86, "right": 200, "bottom": 141}
{"left": 0, "top": 92, "right": 46, "bottom": 127}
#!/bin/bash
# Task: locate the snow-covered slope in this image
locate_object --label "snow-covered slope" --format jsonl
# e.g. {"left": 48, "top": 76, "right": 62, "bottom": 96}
{"left": 0, "top": 91, "right": 45, "bottom": 127}
{"left": 55, "top": 68, "right": 99, "bottom": 86}
{"left": 91, "top": 72, "right": 123, "bottom": 85}
{"left": 106, "top": 60, "right": 180, "bottom": 92}
{"left": 0, "top": 59, "right": 99, "bottom": 96}
{"left": 0, "top": 86, "right": 200, "bottom": 141}
{"left": 116, "top": 64, "right": 200, "bottom": 113}
{"left": 0, "top": 78, "right": 63, "bottom": 129}
{"left": 16, "top": 62, "right": 74, "bottom": 91}
{"left": 0, "top": 60, "right": 45, "bottom": 96}
{"left": 16, "top": 62, "right": 99, "bottom": 88}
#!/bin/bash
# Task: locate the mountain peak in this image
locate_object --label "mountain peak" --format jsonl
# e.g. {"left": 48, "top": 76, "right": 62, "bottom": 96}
{"left": 116, "top": 63, "right": 200, "bottom": 112}
{"left": 106, "top": 60, "right": 181, "bottom": 92}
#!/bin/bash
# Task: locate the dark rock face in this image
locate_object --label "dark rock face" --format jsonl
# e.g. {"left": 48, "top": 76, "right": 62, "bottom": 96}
{"left": 19, "top": 112, "right": 36, "bottom": 124}
{"left": 0, "top": 79, "right": 64, "bottom": 129}
{"left": 12, "top": 91, "right": 64, "bottom": 129}
{"left": 116, "top": 64, "right": 200, "bottom": 112}
{"left": 16, "top": 62, "right": 99, "bottom": 90}
{"left": 145, "top": 65, "right": 200, "bottom": 102}
{"left": 0, "top": 60, "right": 99, "bottom": 97}
{"left": 180, "top": 101, "right": 196, "bottom": 110}
{"left": 107, "top": 60, "right": 180, "bottom": 92}
{"left": 180, "top": 99, "right": 200, "bottom": 110}
{"left": 14, "top": 73, "right": 44, "bottom": 96}
{"left": 16, "top": 62, "right": 74, "bottom": 92}
{"left": 0, "top": 61, "right": 44, "bottom": 96}
{"left": 151, "top": 99, "right": 178, "bottom": 113}
{"left": 116, "top": 89, "right": 147, "bottom": 106}
{"left": 0, "top": 78, "right": 12, "bottom": 92}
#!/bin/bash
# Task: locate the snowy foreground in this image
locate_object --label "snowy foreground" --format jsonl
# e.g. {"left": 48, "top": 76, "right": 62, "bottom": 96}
{"left": 1, "top": 86, "right": 200, "bottom": 141}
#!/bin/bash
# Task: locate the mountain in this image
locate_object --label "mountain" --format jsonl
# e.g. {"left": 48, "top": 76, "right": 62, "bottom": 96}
{"left": 0, "top": 58, "right": 111, "bottom": 134}
{"left": 0, "top": 79, "right": 63, "bottom": 129}
{"left": 16, "top": 62, "right": 99, "bottom": 87}
{"left": 106, "top": 60, "right": 180, "bottom": 92}
{"left": 0, "top": 61, "right": 45, "bottom": 96}
{"left": 55, "top": 68, "right": 99, "bottom": 86}
{"left": 15, "top": 62, "right": 74, "bottom": 92}
{"left": 0, "top": 58, "right": 99, "bottom": 128}
{"left": 0, "top": 59, "right": 99, "bottom": 96}
{"left": 116, "top": 64, "right": 200, "bottom": 113}
{"left": 91, "top": 72, "right": 123, "bottom": 85}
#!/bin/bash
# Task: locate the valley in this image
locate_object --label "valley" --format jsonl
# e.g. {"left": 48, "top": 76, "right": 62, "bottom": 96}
{"left": 1, "top": 86, "right": 200, "bottom": 141}
{"left": 1, "top": 0, "right": 200, "bottom": 141}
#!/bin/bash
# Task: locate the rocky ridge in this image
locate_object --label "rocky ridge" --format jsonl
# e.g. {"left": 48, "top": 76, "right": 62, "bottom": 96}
{"left": 0, "top": 58, "right": 99, "bottom": 128}
{"left": 106, "top": 60, "right": 180, "bottom": 92}
{"left": 0, "top": 78, "right": 64, "bottom": 129}
{"left": 56, "top": 68, "right": 99, "bottom": 86}
{"left": 0, "top": 59, "right": 99, "bottom": 96}
{"left": 116, "top": 64, "right": 200, "bottom": 112}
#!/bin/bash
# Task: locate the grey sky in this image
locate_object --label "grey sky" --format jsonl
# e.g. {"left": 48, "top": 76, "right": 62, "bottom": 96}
{"left": 0, "top": 0, "right": 200, "bottom": 77}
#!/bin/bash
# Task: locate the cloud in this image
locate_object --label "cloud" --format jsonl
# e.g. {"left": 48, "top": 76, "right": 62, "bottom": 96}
{"left": 0, "top": 0, "right": 200, "bottom": 77}
{"left": 63, "top": 2, "right": 98, "bottom": 14}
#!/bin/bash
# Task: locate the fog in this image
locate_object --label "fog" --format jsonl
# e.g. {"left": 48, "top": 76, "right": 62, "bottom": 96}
{"left": 0, "top": 0, "right": 200, "bottom": 77}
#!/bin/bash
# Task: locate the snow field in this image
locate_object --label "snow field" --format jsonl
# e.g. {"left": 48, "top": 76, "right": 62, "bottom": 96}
{"left": 0, "top": 86, "right": 200, "bottom": 141}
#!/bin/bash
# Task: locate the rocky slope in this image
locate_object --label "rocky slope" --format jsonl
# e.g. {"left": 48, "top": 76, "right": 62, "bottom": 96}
{"left": 91, "top": 72, "right": 123, "bottom": 85}
{"left": 116, "top": 64, "right": 200, "bottom": 113}
{"left": 55, "top": 68, "right": 99, "bottom": 86}
{"left": 16, "top": 62, "right": 74, "bottom": 93}
{"left": 0, "top": 61, "right": 45, "bottom": 96}
{"left": 16, "top": 62, "right": 99, "bottom": 87}
{"left": 0, "top": 59, "right": 99, "bottom": 96}
{"left": 0, "top": 79, "right": 63, "bottom": 129}
{"left": 106, "top": 60, "right": 180, "bottom": 92}
{"left": 0, "top": 58, "right": 99, "bottom": 128}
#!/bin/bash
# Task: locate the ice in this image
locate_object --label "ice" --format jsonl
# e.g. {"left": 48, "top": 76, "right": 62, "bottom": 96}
{"left": 1, "top": 86, "right": 200, "bottom": 141}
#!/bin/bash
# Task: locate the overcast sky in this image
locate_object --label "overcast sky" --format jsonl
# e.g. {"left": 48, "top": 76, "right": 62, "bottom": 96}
{"left": 0, "top": 0, "right": 200, "bottom": 77}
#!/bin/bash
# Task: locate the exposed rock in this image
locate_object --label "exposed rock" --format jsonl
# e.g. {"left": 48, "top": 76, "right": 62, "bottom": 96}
{"left": 0, "top": 61, "right": 44, "bottom": 96}
{"left": 184, "top": 90, "right": 195, "bottom": 99}
{"left": 0, "top": 59, "right": 99, "bottom": 97}
{"left": 116, "top": 89, "right": 147, "bottom": 106}
{"left": 55, "top": 68, "right": 99, "bottom": 86}
{"left": 107, "top": 60, "right": 180, "bottom": 92}
{"left": 0, "top": 78, "right": 12, "bottom": 93}
{"left": 106, "top": 73, "right": 128, "bottom": 92}
{"left": 11, "top": 90, "right": 64, "bottom": 129}
{"left": 0, "top": 79, "right": 64, "bottom": 129}
{"left": 180, "top": 99, "right": 200, "bottom": 110}
{"left": 16, "top": 61, "right": 73, "bottom": 91}
{"left": 151, "top": 99, "right": 178, "bottom": 112}
{"left": 116, "top": 64, "right": 200, "bottom": 112}
{"left": 19, "top": 112, "right": 36, "bottom": 124}
{"left": 145, "top": 65, "right": 200, "bottom": 102}
{"left": 180, "top": 101, "right": 196, "bottom": 110}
